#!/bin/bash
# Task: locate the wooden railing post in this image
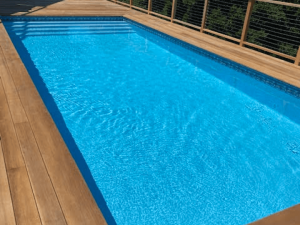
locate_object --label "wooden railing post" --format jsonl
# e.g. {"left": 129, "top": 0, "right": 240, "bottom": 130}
{"left": 130, "top": 0, "right": 132, "bottom": 9}
{"left": 295, "top": 46, "right": 300, "bottom": 66}
{"left": 148, "top": 0, "right": 152, "bottom": 14}
{"left": 240, "top": 0, "right": 255, "bottom": 46}
{"left": 200, "top": 0, "right": 209, "bottom": 33}
{"left": 171, "top": 0, "right": 177, "bottom": 22}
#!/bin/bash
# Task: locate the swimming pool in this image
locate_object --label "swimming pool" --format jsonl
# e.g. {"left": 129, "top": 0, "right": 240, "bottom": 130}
{"left": 3, "top": 17, "right": 300, "bottom": 225}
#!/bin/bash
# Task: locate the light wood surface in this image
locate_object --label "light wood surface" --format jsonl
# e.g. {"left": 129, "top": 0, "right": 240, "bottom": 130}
{"left": 0, "top": 0, "right": 140, "bottom": 16}
{"left": 257, "top": 0, "right": 300, "bottom": 8}
{"left": 0, "top": 0, "right": 299, "bottom": 225}
{"left": 0, "top": 1, "right": 132, "bottom": 224}
{"left": 0, "top": 137, "right": 16, "bottom": 225}
{"left": 0, "top": 24, "right": 107, "bottom": 225}
{"left": 0, "top": 74, "right": 41, "bottom": 225}
{"left": 249, "top": 204, "right": 300, "bottom": 225}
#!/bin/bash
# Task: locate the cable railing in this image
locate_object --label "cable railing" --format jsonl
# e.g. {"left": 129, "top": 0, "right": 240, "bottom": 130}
{"left": 110, "top": 0, "right": 300, "bottom": 66}
{"left": 205, "top": 0, "right": 248, "bottom": 41}
{"left": 244, "top": 1, "right": 300, "bottom": 62}
{"left": 173, "top": 0, "right": 205, "bottom": 29}
{"left": 150, "top": 0, "right": 172, "bottom": 18}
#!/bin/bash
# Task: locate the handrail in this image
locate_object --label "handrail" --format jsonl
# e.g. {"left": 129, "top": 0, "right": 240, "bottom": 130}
{"left": 244, "top": 42, "right": 296, "bottom": 61}
{"left": 112, "top": 0, "right": 300, "bottom": 66}
{"left": 256, "top": 0, "right": 300, "bottom": 8}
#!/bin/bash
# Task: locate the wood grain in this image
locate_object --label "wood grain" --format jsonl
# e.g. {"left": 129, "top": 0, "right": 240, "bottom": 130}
{"left": 0, "top": 79, "right": 41, "bottom": 225}
{"left": 14, "top": 122, "right": 67, "bottom": 225}
{"left": 257, "top": 0, "right": 300, "bottom": 8}
{"left": 0, "top": 137, "right": 16, "bottom": 225}
{"left": 0, "top": 32, "right": 107, "bottom": 224}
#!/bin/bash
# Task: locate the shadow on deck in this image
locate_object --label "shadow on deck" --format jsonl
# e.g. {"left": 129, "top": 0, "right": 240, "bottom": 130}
{"left": 0, "top": 0, "right": 66, "bottom": 16}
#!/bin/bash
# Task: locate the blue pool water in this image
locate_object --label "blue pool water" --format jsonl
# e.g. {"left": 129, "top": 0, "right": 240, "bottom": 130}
{"left": 4, "top": 18, "right": 300, "bottom": 225}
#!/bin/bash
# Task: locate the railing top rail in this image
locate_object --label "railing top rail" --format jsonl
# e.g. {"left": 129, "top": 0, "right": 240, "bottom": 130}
{"left": 256, "top": 0, "right": 300, "bottom": 8}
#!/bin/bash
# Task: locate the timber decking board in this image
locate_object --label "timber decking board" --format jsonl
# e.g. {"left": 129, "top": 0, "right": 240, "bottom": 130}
{"left": 0, "top": 138, "right": 16, "bottom": 225}
{"left": 249, "top": 204, "right": 300, "bottom": 225}
{"left": 0, "top": 0, "right": 139, "bottom": 16}
{"left": 0, "top": 78, "right": 41, "bottom": 225}
{"left": 0, "top": 24, "right": 107, "bottom": 225}
{"left": 0, "top": 0, "right": 299, "bottom": 224}
{"left": 14, "top": 121, "right": 67, "bottom": 225}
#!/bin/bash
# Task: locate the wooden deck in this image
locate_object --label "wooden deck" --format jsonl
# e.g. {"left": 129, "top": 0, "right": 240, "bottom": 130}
{"left": 0, "top": 0, "right": 299, "bottom": 224}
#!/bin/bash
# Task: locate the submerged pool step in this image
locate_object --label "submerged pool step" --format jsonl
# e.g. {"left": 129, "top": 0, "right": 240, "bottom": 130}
{"left": 7, "top": 26, "right": 133, "bottom": 32}
{"left": 5, "top": 20, "right": 135, "bottom": 36}
{"left": 12, "top": 30, "right": 136, "bottom": 36}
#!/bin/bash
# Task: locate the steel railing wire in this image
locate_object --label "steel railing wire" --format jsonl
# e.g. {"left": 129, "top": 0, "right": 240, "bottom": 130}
{"left": 205, "top": 0, "right": 248, "bottom": 40}
{"left": 151, "top": 0, "right": 172, "bottom": 17}
{"left": 132, "top": 0, "right": 149, "bottom": 10}
{"left": 246, "top": 1, "right": 300, "bottom": 58}
{"left": 174, "top": 0, "right": 205, "bottom": 28}
{"left": 117, "top": 0, "right": 130, "bottom": 5}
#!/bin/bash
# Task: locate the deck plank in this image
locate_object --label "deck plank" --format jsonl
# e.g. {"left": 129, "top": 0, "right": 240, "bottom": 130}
{"left": 0, "top": 47, "right": 67, "bottom": 225}
{"left": 0, "top": 138, "right": 16, "bottom": 225}
{"left": 0, "top": 26, "right": 104, "bottom": 224}
{"left": 0, "top": 51, "right": 28, "bottom": 124}
{"left": 0, "top": 78, "right": 41, "bottom": 225}
{"left": 17, "top": 86, "right": 107, "bottom": 225}
{"left": 249, "top": 204, "right": 300, "bottom": 225}
{"left": 14, "top": 122, "right": 67, "bottom": 225}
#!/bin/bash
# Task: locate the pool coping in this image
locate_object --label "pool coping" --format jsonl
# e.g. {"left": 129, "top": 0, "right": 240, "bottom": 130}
{"left": 0, "top": 14, "right": 300, "bottom": 225}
